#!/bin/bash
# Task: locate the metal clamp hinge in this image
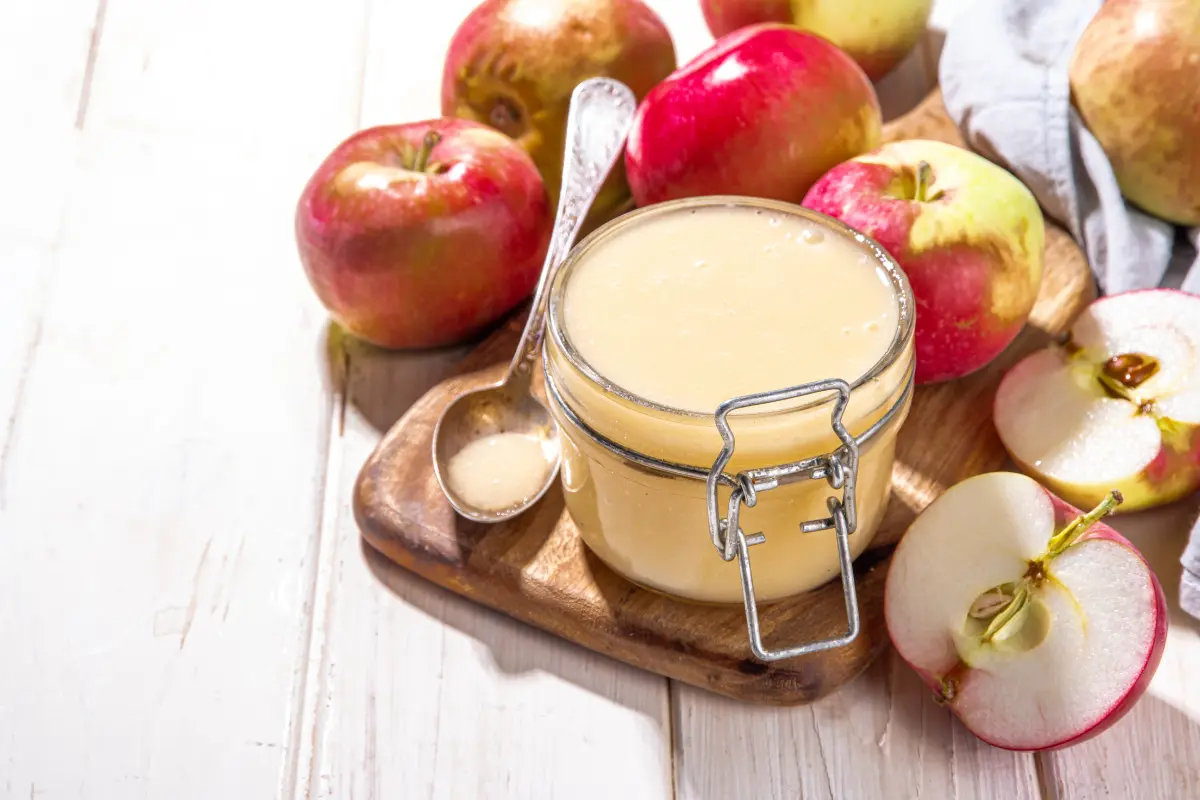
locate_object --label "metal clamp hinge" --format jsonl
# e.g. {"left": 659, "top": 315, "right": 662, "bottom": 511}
{"left": 705, "top": 378, "right": 861, "bottom": 663}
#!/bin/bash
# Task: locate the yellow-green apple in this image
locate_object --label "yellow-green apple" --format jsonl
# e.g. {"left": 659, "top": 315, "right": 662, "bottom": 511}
{"left": 295, "top": 119, "right": 552, "bottom": 349}
{"left": 1070, "top": 0, "right": 1200, "bottom": 225}
{"left": 442, "top": 0, "right": 676, "bottom": 229}
{"left": 626, "top": 24, "right": 881, "bottom": 207}
{"left": 886, "top": 471, "right": 1167, "bottom": 751}
{"left": 802, "top": 139, "right": 1045, "bottom": 384}
{"left": 699, "top": 0, "right": 934, "bottom": 80}
{"left": 994, "top": 289, "right": 1200, "bottom": 512}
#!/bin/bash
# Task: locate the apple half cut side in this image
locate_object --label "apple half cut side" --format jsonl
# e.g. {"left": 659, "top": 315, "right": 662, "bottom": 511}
{"left": 885, "top": 472, "right": 1167, "bottom": 751}
{"left": 994, "top": 289, "right": 1200, "bottom": 512}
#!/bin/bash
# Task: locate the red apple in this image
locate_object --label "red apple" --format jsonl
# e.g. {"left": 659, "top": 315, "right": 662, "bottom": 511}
{"left": 1070, "top": 0, "right": 1200, "bottom": 225}
{"left": 295, "top": 119, "right": 552, "bottom": 349}
{"left": 625, "top": 24, "right": 881, "bottom": 207}
{"left": 802, "top": 139, "right": 1045, "bottom": 384}
{"left": 699, "top": 0, "right": 934, "bottom": 81}
{"left": 442, "top": 0, "right": 676, "bottom": 230}
{"left": 886, "top": 471, "right": 1167, "bottom": 751}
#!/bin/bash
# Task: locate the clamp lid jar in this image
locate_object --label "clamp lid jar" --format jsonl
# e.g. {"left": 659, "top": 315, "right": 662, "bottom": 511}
{"left": 543, "top": 196, "right": 915, "bottom": 660}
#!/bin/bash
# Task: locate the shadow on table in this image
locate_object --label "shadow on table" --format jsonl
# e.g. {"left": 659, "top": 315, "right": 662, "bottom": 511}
{"left": 360, "top": 538, "right": 671, "bottom": 722}
{"left": 326, "top": 316, "right": 669, "bottom": 717}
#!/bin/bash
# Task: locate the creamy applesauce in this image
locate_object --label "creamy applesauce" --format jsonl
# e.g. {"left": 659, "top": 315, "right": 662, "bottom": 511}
{"left": 564, "top": 206, "right": 899, "bottom": 412}
{"left": 446, "top": 432, "right": 550, "bottom": 512}
{"left": 545, "top": 197, "right": 915, "bottom": 604}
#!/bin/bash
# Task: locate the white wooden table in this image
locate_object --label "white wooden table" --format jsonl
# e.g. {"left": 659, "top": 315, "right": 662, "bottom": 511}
{"left": 3, "top": 1, "right": 1199, "bottom": 797}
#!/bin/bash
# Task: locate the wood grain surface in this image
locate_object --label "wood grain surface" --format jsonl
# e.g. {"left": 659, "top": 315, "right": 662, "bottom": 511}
{"left": 351, "top": 89, "right": 1098, "bottom": 706}
{"left": 353, "top": 90, "right": 1097, "bottom": 705}
{"left": 8, "top": 1, "right": 1200, "bottom": 796}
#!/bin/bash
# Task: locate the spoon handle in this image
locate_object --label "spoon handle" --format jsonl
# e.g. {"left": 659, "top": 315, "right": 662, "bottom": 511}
{"left": 505, "top": 77, "right": 638, "bottom": 384}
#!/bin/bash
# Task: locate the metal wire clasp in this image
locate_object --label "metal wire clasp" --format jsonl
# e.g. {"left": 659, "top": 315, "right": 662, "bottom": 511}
{"left": 704, "top": 378, "right": 861, "bottom": 662}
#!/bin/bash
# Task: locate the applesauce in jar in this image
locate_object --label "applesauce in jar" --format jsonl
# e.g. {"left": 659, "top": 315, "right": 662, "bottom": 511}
{"left": 543, "top": 197, "right": 915, "bottom": 607}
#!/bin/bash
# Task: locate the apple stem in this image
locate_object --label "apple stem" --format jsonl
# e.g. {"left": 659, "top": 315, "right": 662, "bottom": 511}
{"left": 914, "top": 161, "right": 934, "bottom": 203}
{"left": 1045, "top": 490, "right": 1124, "bottom": 558}
{"left": 412, "top": 131, "right": 442, "bottom": 173}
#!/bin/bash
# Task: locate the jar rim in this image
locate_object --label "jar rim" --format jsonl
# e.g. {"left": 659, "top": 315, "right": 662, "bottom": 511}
{"left": 546, "top": 195, "right": 916, "bottom": 420}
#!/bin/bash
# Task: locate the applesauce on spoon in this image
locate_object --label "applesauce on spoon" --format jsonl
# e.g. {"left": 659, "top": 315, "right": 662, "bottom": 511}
{"left": 544, "top": 197, "right": 915, "bottom": 606}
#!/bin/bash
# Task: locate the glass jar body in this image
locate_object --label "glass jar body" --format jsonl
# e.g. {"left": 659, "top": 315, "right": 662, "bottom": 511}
{"left": 544, "top": 197, "right": 915, "bottom": 605}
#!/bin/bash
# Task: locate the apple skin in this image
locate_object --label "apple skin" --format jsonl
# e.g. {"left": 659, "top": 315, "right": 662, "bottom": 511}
{"left": 1070, "top": 0, "right": 1200, "bottom": 225}
{"left": 803, "top": 139, "right": 1045, "bottom": 384}
{"left": 699, "top": 0, "right": 790, "bottom": 36}
{"left": 1004, "top": 429, "right": 1200, "bottom": 515}
{"left": 295, "top": 119, "right": 552, "bottom": 349}
{"left": 442, "top": 0, "right": 676, "bottom": 230}
{"left": 995, "top": 288, "right": 1200, "bottom": 512}
{"left": 1030, "top": 490, "right": 1170, "bottom": 752}
{"left": 699, "top": 0, "right": 934, "bottom": 81}
{"left": 885, "top": 476, "right": 1168, "bottom": 752}
{"left": 626, "top": 24, "right": 881, "bottom": 207}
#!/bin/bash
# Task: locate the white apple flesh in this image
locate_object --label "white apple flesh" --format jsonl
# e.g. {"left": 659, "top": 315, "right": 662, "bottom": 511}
{"left": 994, "top": 289, "right": 1200, "bottom": 512}
{"left": 885, "top": 472, "right": 1167, "bottom": 751}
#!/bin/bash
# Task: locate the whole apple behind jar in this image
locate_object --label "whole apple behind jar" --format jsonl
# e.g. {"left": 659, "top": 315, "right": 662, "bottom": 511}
{"left": 625, "top": 23, "right": 883, "bottom": 207}
{"left": 294, "top": 119, "right": 553, "bottom": 350}
{"left": 802, "top": 139, "right": 1046, "bottom": 384}
{"left": 441, "top": 0, "right": 677, "bottom": 231}
{"left": 699, "top": 0, "right": 934, "bottom": 81}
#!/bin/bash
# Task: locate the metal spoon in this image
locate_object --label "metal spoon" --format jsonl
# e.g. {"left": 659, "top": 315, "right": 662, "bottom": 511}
{"left": 432, "top": 77, "right": 637, "bottom": 523}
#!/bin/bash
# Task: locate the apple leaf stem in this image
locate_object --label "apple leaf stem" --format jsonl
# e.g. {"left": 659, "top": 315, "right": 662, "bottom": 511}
{"left": 914, "top": 160, "right": 937, "bottom": 203}
{"left": 966, "top": 491, "right": 1122, "bottom": 648}
{"left": 412, "top": 131, "right": 442, "bottom": 173}
{"left": 1045, "top": 490, "right": 1124, "bottom": 559}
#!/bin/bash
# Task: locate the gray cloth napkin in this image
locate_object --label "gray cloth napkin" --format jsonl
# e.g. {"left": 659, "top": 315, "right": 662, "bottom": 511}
{"left": 938, "top": 0, "right": 1200, "bottom": 617}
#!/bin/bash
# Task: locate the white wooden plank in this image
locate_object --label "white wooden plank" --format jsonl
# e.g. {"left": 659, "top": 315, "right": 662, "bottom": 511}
{"left": 83, "top": 0, "right": 368, "bottom": 152}
{"left": 0, "top": 126, "right": 336, "bottom": 800}
{"left": 1040, "top": 497, "right": 1200, "bottom": 800}
{"left": 0, "top": 0, "right": 98, "bottom": 243}
{"left": 0, "top": 0, "right": 97, "bottom": 466}
{"left": 0, "top": 0, "right": 372, "bottom": 796}
{"left": 298, "top": 0, "right": 674, "bottom": 795}
{"left": 297, "top": 340, "right": 672, "bottom": 799}
{"left": 674, "top": 653, "right": 1041, "bottom": 799}
{"left": 0, "top": 241, "right": 55, "bottom": 501}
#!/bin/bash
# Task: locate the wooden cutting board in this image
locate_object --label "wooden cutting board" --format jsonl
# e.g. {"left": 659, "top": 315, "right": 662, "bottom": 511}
{"left": 353, "top": 91, "right": 1096, "bottom": 705}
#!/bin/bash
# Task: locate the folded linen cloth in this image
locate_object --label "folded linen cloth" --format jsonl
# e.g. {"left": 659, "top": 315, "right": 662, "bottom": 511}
{"left": 937, "top": 0, "right": 1200, "bottom": 617}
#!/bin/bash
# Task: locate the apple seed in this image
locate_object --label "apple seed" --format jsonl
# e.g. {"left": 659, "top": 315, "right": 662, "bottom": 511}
{"left": 968, "top": 589, "right": 1014, "bottom": 620}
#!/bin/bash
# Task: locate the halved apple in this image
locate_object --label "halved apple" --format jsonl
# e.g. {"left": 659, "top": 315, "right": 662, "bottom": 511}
{"left": 994, "top": 289, "right": 1200, "bottom": 512}
{"left": 885, "top": 471, "right": 1167, "bottom": 751}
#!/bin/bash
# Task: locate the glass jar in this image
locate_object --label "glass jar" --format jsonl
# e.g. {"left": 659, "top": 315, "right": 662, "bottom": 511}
{"left": 543, "top": 197, "right": 915, "bottom": 656}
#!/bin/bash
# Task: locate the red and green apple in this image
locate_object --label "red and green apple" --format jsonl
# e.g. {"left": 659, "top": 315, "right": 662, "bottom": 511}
{"left": 295, "top": 119, "right": 552, "bottom": 349}
{"left": 442, "top": 0, "right": 676, "bottom": 229}
{"left": 699, "top": 0, "right": 934, "bottom": 81}
{"left": 802, "top": 139, "right": 1045, "bottom": 384}
{"left": 1070, "top": 0, "right": 1200, "bottom": 225}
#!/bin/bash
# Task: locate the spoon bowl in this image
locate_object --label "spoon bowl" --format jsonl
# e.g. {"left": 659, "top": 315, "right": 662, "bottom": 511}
{"left": 432, "top": 373, "right": 561, "bottom": 523}
{"left": 431, "top": 77, "right": 637, "bottom": 522}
